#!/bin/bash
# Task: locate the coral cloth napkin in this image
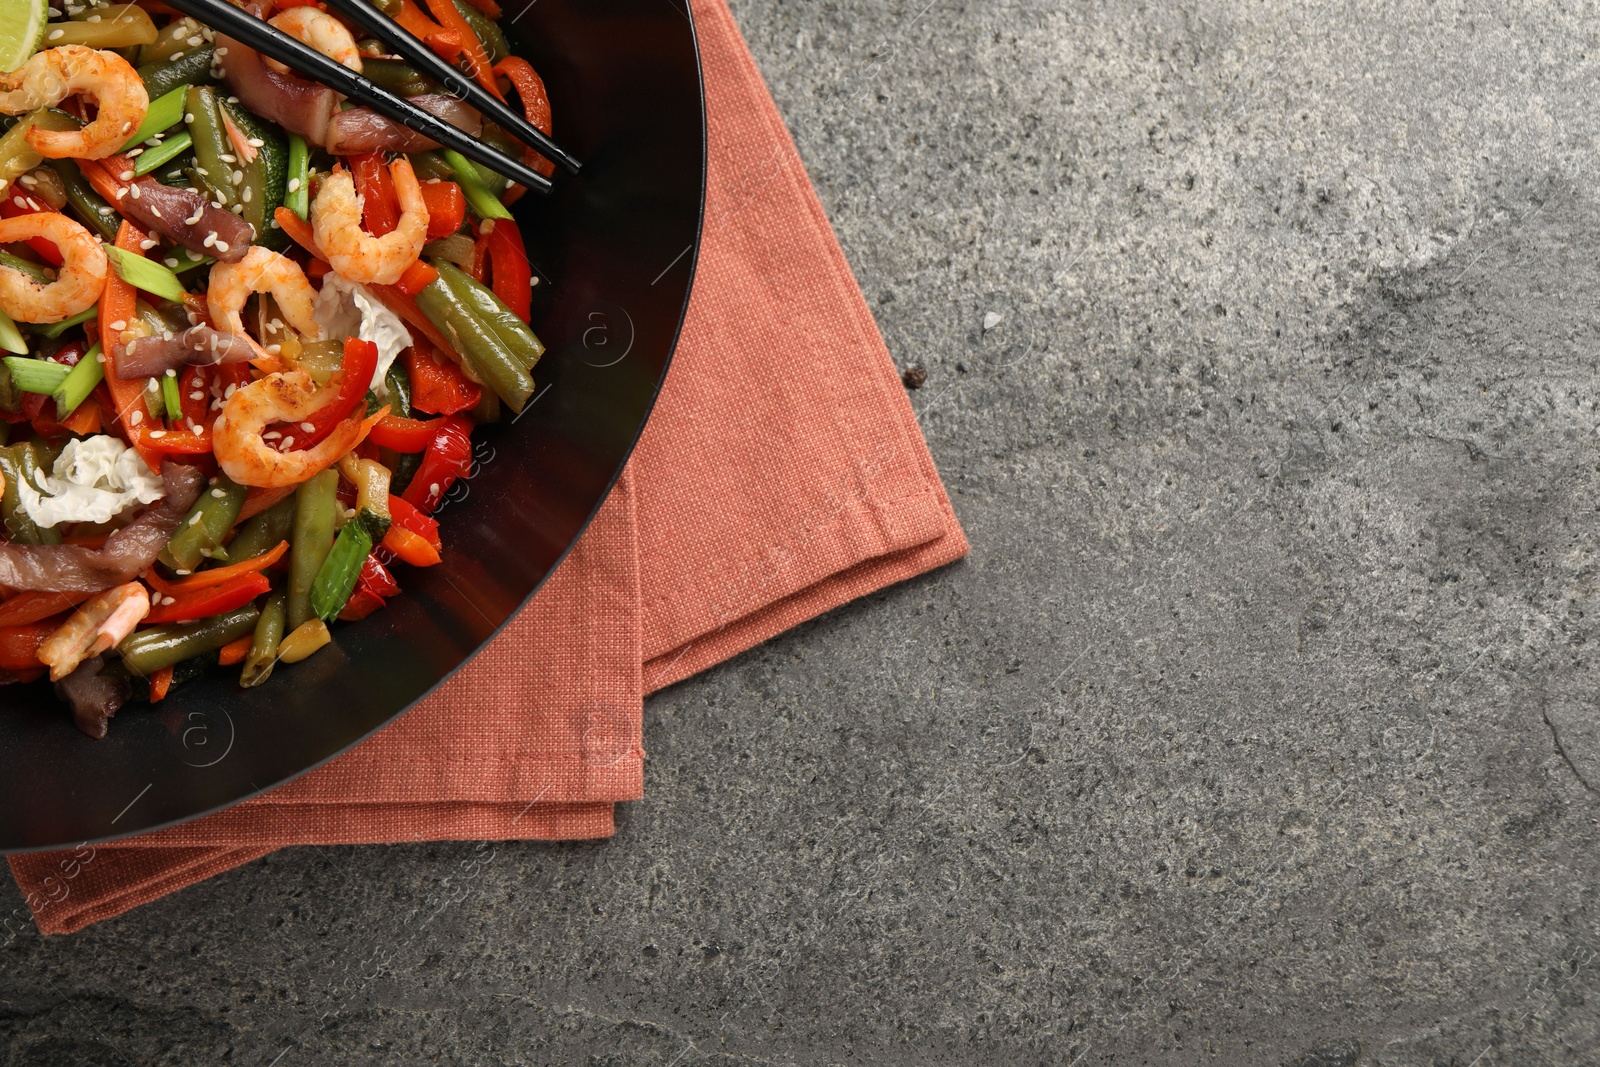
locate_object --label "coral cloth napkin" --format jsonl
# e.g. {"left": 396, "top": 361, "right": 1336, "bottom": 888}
{"left": 9, "top": 0, "right": 967, "bottom": 934}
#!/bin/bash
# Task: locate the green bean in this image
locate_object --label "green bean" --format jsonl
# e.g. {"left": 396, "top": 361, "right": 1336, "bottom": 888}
{"left": 407, "top": 150, "right": 456, "bottom": 182}
{"left": 434, "top": 261, "right": 544, "bottom": 370}
{"left": 362, "top": 58, "right": 436, "bottom": 96}
{"left": 184, "top": 86, "right": 236, "bottom": 210}
{"left": 224, "top": 495, "right": 295, "bottom": 565}
{"left": 160, "top": 474, "right": 248, "bottom": 573}
{"left": 0, "top": 443, "right": 58, "bottom": 545}
{"left": 0, "top": 252, "right": 49, "bottom": 285}
{"left": 49, "top": 159, "right": 120, "bottom": 241}
{"left": 414, "top": 276, "right": 533, "bottom": 411}
{"left": 138, "top": 47, "right": 215, "bottom": 102}
{"left": 369, "top": 0, "right": 404, "bottom": 14}
{"left": 117, "top": 605, "right": 260, "bottom": 676}
{"left": 240, "top": 589, "right": 286, "bottom": 688}
{"left": 450, "top": 0, "right": 508, "bottom": 62}
{"left": 139, "top": 16, "right": 203, "bottom": 65}
{"left": 288, "top": 469, "right": 339, "bottom": 631}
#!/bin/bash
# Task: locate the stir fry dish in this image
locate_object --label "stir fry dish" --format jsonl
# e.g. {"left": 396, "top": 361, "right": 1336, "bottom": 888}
{"left": 0, "top": 0, "right": 554, "bottom": 737}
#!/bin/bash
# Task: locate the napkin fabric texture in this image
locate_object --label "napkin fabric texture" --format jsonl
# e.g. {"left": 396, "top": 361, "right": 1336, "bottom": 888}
{"left": 10, "top": 0, "right": 967, "bottom": 934}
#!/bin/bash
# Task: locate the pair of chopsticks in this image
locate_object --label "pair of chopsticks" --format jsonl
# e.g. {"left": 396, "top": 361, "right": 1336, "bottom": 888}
{"left": 160, "top": 0, "right": 578, "bottom": 195}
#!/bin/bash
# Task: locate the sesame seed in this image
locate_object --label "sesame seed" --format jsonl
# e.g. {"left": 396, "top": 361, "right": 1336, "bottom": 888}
{"left": 186, "top": 35, "right": 201, "bottom": 46}
{"left": 202, "top": 232, "right": 216, "bottom": 248}
{"left": 119, "top": 170, "right": 133, "bottom": 181}
{"left": 46, "top": 29, "right": 63, "bottom": 40}
{"left": 300, "top": 422, "right": 315, "bottom": 432}
{"left": 128, "top": 184, "right": 141, "bottom": 199}
{"left": 185, "top": 210, "right": 203, "bottom": 225}
{"left": 263, "top": 431, "right": 280, "bottom": 440}
{"left": 168, "top": 50, "right": 183, "bottom": 61}
{"left": 149, "top": 206, "right": 161, "bottom": 218}
{"left": 184, "top": 113, "right": 195, "bottom": 124}
{"left": 220, "top": 153, "right": 235, "bottom": 164}
{"left": 130, "top": 410, "right": 142, "bottom": 425}
{"left": 164, "top": 259, "right": 179, "bottom": 268}
{"left": 139, "top": 238, "right": 157, "bottom": 250}
{"left": 165, "top": 368, "right": 177, "bottom": 377}
{"left": 188, "top": 512, "right": 202, "bottom": 525}
{"left": 149, "top": 429, "right": 166, "bottom": 438}
{"left": 214, "top": 239, "right": 229, "bottom": 253}
{"left": 108, "top": 319, "right": 126, "bottom": 331}
{"left": 17, "top": 175, "right": 34, "bottom": 188}
{"left": 86, "top": 12, "right": 99, "bottom": 20}
{"left": 287, "top": 178, "right": 300, "bottom": 194}
{"left": 282, "top": 436, "right": 295, "bottom": 448}
{"left": 429, "top": 482, "right": 440, "bottom": 496}
{"left": 194, "top": 166, "right": 207, "bottom": 176}
{"left": 242, "top": 187, "right": 252, "bottom": 204}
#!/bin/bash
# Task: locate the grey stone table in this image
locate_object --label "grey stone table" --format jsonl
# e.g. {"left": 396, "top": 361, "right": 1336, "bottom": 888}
{"left": 6, "top": 1, "right": 1600, "bottom": 1064}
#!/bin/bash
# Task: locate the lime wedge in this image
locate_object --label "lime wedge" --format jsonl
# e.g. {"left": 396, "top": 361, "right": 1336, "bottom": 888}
{"left": 0, "top": 0, "right": 47, "bottom": 74}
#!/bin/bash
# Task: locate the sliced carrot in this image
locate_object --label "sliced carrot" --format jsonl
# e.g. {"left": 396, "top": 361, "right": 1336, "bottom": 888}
{"left": 217, "top": 635, "right": 252, "bottom": 666}
{"left": 58, "top": 395, "right": 100, "bottom": 436}
{"left": 0, "top": 620, "right": 57, "bottom": 672}
{"left": 144, "top": 540, "right": 289, "bottom": 597}
{"left": 382, "top": 525, "right": 442, "bottom": 566}
{"left": 274, "top": 206, "right": 324, "bottom": 263}
{"left": 423, "top": 0, "right": 500, "bottom": 97}
{"left": 394, "top": 260, "right": 438, "bottom": 297}
{"left": 148, "top": 665, "right": 173, "bottom": 702}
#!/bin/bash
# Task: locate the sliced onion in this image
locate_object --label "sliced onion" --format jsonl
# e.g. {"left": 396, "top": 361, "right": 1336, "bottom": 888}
{"left": 114, "top": 325, "right": 255, "bottom": 380}
{"left": 217, "top": 29, "right": 338, "bottom": 146}
{"left": 119, "top": 180, "right": 252, "bottom": 263}
{"left": 0, "top": 464, "right": 203, "bottom": 594}
{"left": 422, "top": 232, "right": 475, "bottom": 269}
{"left": 323, "top": 94, "right": 482, "bottom": 155}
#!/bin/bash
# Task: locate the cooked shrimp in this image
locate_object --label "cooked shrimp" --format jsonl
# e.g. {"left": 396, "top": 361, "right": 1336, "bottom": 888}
{"left": 38, "top": 582, "right": 150, "bottom": 682}
{"left": 212, "top": 371, "right": 386, "bottom": 487}
{"left": 311, "top": 158, "right": 430, "bottom": 286}
{"left": 0, "top": 213, "right": 107, "bottom": 323}
{"left": 207, "top": 247, "right": 322, "bottom": 363}
{"left": 267, "top": 7, "right": 363, "bottom": 72}
{"left": 0, "top": 46, "right": 149, "bottom": 160}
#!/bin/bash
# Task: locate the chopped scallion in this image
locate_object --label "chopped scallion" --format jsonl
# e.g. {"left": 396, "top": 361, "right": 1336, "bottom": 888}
{"left": 37, "top": 306, "right": 96, "bottom": 340}
{"left": 53, "top": 343, "right": 103, "bottom": 416}
{"left": 161, "top": 371, "right": 182, "bottom": 422}
{"left": 119, "top": 86, "right": 189, "bottom": 154}
{"left": 0, "top": 308, "right": 26, "bottom": 356}
{"left": 3, "top": 356, "right": 71, "bottom": 395}
{"left": 441, "top": 149, "right": 512, "bottom": 221}
{"left": 132, "top": 130, "right": 193, "bottom": 178}
{"left": 103, "top": 245, "right": 188, "bottom": 303}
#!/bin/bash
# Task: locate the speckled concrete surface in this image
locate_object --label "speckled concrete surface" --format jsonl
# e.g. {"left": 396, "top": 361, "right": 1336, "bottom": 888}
{"left": 8, "top": 1, "right": 1600, "bottom": 1064}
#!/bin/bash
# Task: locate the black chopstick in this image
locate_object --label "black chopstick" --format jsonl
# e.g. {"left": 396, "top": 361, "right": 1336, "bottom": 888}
{"left": 160, "top": 0, "right": 554, "bottom": 194}
{"left": 319, "top": 0, "right": 579, "bottom": 175}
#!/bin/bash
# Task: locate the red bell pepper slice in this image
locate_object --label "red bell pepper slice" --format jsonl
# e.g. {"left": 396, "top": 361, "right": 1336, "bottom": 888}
{"left": 350, "top": 153, "right": 399, "bottom": 237}
{"left": 143, "top": 571, "right": 270, "bottom": 624}
{"left": 404, "top": 344, "right": 480, "bottom": 415}
{"left": 485, "top": 218, "right": 531, "bottom": 321}
{"left": 0, "top": 620, "right": 55, "bottom": 671}
{"left": 292, "top": 338, "right": 377, "bottom": 450}
{"left": 1, "top": 188, "right": 65, "bottom": 264}
{"left": 358, "top": 554, "right": 400, "bottom": 598}
{"left": 0, "top": 591, "right": 92, "bottom": 627}
{"left": 387, "top": 492, "right": 440, "bottom": 548}
{"left": 493, "top": 56, "right": 555, "bottom": 178}
{"left": 146, "top": 540, "right": 289, "bottom": 598}
{"left": 337, "top": 586, "right": 386, "bottom": 621}
{"left": 400, "top": 413, "right": 473, "bottom": 512}
{"left": 367, "top": 412, "right": 444, "bottom": 452}
{"left": 217, "top": 634, "right": 252, "bottom": 665}
{"left": 419, "top": 180, "right": 465, "bottom": 239}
